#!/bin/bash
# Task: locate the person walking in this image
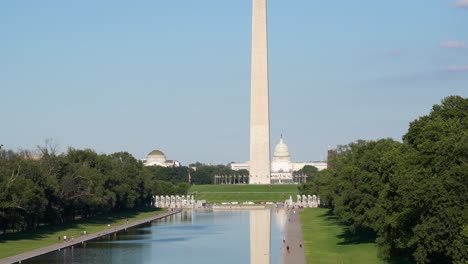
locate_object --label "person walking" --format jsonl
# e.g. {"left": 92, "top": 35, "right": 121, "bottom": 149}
{"left": 287, "top": 245, "right": 290, "bottom": 253}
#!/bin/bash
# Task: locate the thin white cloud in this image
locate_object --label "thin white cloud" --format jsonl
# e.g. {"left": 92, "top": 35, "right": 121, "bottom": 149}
{"left": 442, "top": 65, "right": 468, "bottom": 72}
{"left": 455, "top": 0, "right": 468, "bottom": 7}
{"left": 440, "top": 41, "right": 466, "bottom": 48}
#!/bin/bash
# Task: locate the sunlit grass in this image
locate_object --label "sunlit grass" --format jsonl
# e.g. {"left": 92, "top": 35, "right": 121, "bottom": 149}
{"left": 301, "top": 208, "right": 383, "bottom": 264}
{"left": 190, "top": 184, "right": 298, "bottom": 203}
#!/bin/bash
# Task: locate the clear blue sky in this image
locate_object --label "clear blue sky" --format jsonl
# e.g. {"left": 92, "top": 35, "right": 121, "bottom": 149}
{"left": 1, "top": 0, "right": 467, "bottom": 165}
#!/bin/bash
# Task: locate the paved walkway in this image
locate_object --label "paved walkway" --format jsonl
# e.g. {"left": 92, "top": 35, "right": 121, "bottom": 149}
{"left": 0, "top": 210, "right": 181, "bottom": 264}
{"left": 282, "top": 209, "right": 307, "bottom": 264}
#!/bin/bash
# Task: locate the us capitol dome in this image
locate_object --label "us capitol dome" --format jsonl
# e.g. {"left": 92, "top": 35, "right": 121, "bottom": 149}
{"left": 270, "top": 135, "right": 294, "bottom": 183}
{"left": 230, "top": 135, "right": 328, "bottom": 184}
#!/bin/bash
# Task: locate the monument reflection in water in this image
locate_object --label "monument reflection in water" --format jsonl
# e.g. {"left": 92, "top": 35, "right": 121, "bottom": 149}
{"left": 23, "top": 209, "right": 286, "bottom": 264}
{"left": 250, "top": 209, "right": 271, "bottom": 264}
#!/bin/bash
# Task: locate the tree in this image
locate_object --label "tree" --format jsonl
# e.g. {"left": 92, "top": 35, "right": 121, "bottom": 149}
{"left": 298, "top": 95, "right": 467, "bottom": 263}
{"left": 386, "top": 96, "right": 468, "bottom": 263}
{"left": 145, "top": 166, "right": 190, "bottom": 184}
{"left": 295, "top": 165, "right": 319, "bottom": 181}
{"left": 0, "top": 157, "right": 47, "bottom": 231}
{"left": 0, "top": 145, "right": 186, "bottom": 233}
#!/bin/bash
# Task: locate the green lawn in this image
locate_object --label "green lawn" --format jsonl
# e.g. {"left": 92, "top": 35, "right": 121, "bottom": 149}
{"left": 190, "top": 184, "right": 298, "bottom": 203}
{"left": 301, "top": 208, "right": 384, "bottom": 264}
{"left": 0, "top": 207, "right": 166, "bottom": 259}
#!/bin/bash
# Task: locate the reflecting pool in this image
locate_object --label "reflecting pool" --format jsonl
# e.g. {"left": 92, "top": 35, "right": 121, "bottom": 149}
{"left": 24, "top": 209, "right": 287, "bottom": 264}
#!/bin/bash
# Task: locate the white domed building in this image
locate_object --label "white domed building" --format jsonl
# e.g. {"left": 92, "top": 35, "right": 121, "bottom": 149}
{"left": 143, "top": 150, "right": 180, "bottom": 167}
{"left": 270, "top": 136, "right": 294, "bottom": 183}
{"left": 230, "top": 135, "right": 328, "bottom": 184}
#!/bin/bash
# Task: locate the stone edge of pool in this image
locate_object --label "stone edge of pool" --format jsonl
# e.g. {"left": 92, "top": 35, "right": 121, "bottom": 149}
{"left": 0, "top": 210, "right": 181, "bottom": 264}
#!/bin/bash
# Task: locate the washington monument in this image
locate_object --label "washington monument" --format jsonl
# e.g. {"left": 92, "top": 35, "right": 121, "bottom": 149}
{"left": 249, "top": 0, "right": 271, "bottom": 185}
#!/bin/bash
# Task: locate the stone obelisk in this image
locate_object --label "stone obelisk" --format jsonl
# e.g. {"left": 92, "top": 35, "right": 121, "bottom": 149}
{"left": 250, "top": 0, "right": 271, "bottom": 184}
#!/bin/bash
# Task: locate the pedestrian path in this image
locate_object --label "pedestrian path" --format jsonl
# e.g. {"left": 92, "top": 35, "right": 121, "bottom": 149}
{"left": 0, "top": 210, "right": 181, "bottom": 264}
{"left": 282, "top": 209, "right": 307, "bottom": 264}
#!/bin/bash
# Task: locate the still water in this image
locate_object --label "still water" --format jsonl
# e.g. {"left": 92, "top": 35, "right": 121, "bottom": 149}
{"left": 24, "top": 209, "right": 287, "bottom": 264}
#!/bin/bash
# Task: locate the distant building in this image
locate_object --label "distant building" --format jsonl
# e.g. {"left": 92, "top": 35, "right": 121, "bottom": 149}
{"left": 230, "top": 162, "right": 250, "bottom": 171}
{"left": 292, "top": 162, "right": 328, "bottom": 171}
{"left": 230, "top": 135, "right": 327, "bottom": 184}
{"left": 270, "top": 136, "right": 293, "bottom": 183}
{"left": 143, "top": 150, "right": 180, "bottom": 167}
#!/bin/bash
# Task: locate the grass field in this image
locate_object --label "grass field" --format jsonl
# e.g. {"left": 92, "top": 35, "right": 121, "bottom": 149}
{"left": 0, "top": 207, "right": 166, "bottom": 259}
{"left": 301, "top": 208, "right": 383, "bottom": 264}
{"left": 190, "top": 184, "right": 298, "bottom": 203}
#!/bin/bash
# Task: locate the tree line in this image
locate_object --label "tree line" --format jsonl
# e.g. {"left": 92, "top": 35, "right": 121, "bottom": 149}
{"left": 0, "top": 147, "right": 189, "bottom": 233}
{"left": 299, "top": 96, "right": 467, "bottom": 264}
{"left": 147, "top": 162, "right": 246, "bottom": 185}
{"left": 0, "top": 144, "right": 247, "bottom": 233}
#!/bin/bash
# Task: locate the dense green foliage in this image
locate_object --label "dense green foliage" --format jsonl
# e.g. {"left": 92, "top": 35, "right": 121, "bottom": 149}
{"left": 0, "top": 148, "right": 185, "bottom": 233}
{"left": 146, "top": 166, "right": 190, "bottom": 184}
{"left": 190, "top": 162, "right": 247, "bottom": 184}
{"left": 144, "top": 162, "right": 243, "bottom": 185}
{"left": 294, "top": 165, "right": 319, "bottom": 181}
{"left": 299, "top": 96, "right": 468, "bottom": 264}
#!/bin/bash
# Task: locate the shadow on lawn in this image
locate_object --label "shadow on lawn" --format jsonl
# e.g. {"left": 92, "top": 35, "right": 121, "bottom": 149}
{"left": 316, "top": 210, "right": 375, "bottom": 244}
{"left": 317, "top": 208, "right": 339, "bottom": 223}
{"left": 0, "top": 207, "right": 161, "bottom": 244}
{"left": 317, "top": 209, "right": 415, "bottom": 264}
{"left": 336, "top": 228, "right": 376, "bottom": 245}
